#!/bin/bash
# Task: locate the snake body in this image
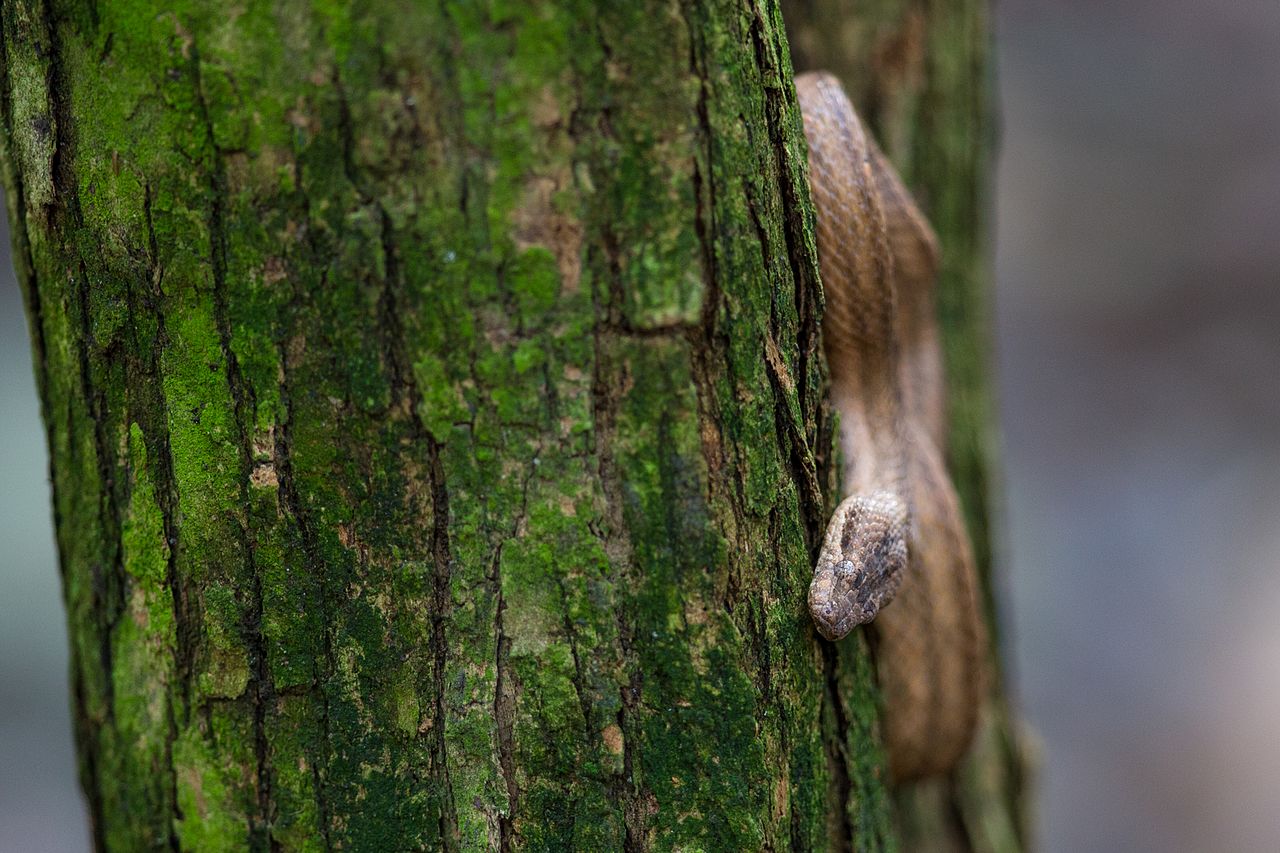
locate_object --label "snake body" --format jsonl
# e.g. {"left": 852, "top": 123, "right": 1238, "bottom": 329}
{"left": 796, "top": 72, "right": 986, "bottom": 782}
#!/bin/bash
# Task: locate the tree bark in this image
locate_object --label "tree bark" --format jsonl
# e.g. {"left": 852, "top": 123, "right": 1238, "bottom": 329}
{"left": 1, "top": 0, "right": 1023, "bottom": 850}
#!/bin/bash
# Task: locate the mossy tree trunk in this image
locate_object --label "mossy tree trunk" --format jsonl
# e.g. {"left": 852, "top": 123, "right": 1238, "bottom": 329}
{"left": 1, "top": 0, "right": 1021, "bottom": 850}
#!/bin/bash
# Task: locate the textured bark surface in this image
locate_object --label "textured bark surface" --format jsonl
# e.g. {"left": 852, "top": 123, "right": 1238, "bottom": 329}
{"left": 785, "top": 1, "right": 1033, "bottom": 851}
{"left": 1, "top": 0, "right": 888, "bottom": 849}
{"left": 2, "top": 0, "right": 1022, "bottom": 850}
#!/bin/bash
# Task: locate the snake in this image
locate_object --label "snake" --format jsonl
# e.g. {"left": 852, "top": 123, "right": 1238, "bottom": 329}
{"left": 796, "top": 72, "right": 986, "bottom": 782}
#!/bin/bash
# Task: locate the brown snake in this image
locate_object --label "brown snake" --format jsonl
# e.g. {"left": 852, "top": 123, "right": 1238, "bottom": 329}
{"left": 796, "top": 72, "right": 986, "bottom": 782}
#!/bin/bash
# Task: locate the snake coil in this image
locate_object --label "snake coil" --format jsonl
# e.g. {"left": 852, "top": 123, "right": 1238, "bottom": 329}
{"left": 797, "top": 72, "right": 986, "bottom": 782}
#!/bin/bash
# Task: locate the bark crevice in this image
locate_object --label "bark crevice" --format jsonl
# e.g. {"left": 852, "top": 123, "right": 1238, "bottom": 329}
{"left": 190, "top": 41, "right": 279, "bottom": 846}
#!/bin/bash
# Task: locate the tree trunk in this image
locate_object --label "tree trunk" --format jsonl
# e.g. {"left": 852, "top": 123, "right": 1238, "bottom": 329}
{"left": 1, "top": 0, "right": 1023, "bottom": 850}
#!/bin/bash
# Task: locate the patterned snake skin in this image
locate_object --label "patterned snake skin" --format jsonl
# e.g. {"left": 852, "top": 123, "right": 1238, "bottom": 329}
{"left": 797, "top": 72, "right": 986, "bottom": 782}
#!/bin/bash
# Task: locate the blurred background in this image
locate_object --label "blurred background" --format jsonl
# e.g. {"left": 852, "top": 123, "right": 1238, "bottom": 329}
{"left": 997, "top": 0, "right": 1280, "bottom": 849}
{"left": 2, "top": 1, "right": 1278, "bottom": 850}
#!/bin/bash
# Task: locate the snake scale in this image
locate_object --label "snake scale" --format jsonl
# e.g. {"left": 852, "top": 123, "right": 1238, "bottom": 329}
{"left": 796, "top": 72, "right": 986, "bottom": 782}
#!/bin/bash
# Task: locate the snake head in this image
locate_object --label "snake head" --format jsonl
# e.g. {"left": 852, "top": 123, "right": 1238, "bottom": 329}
{"left": 809, "top": 491, "right": 909, "bottom": 641}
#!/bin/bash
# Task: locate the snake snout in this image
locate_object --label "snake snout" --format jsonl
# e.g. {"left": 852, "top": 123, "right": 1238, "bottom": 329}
{"left": 808, "top": 559, "right": 870, "bottom": 641}
{"left": 808, "top": 596, "right": 848, "bottom": 642}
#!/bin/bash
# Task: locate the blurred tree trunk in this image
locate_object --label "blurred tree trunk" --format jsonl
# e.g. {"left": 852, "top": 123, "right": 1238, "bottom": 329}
{"left": 1, "top": 0, "right": 1024, "bottom": 850}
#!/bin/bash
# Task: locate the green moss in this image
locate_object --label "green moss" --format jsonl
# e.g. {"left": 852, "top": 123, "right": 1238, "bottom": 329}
{"left": 199, "top": 584, "right": 251, "bottom": 700}
{"left": 413, "top": 353, "right": 469, "bottom": 438}
{"left": 173, "top": 722, "right": 253, "bottom": 852}
{"left": 264, "top": 696, "right": 326, "bottom": 851}
{"left": 97, "top": 428, "right": 181, "bottom": 849}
